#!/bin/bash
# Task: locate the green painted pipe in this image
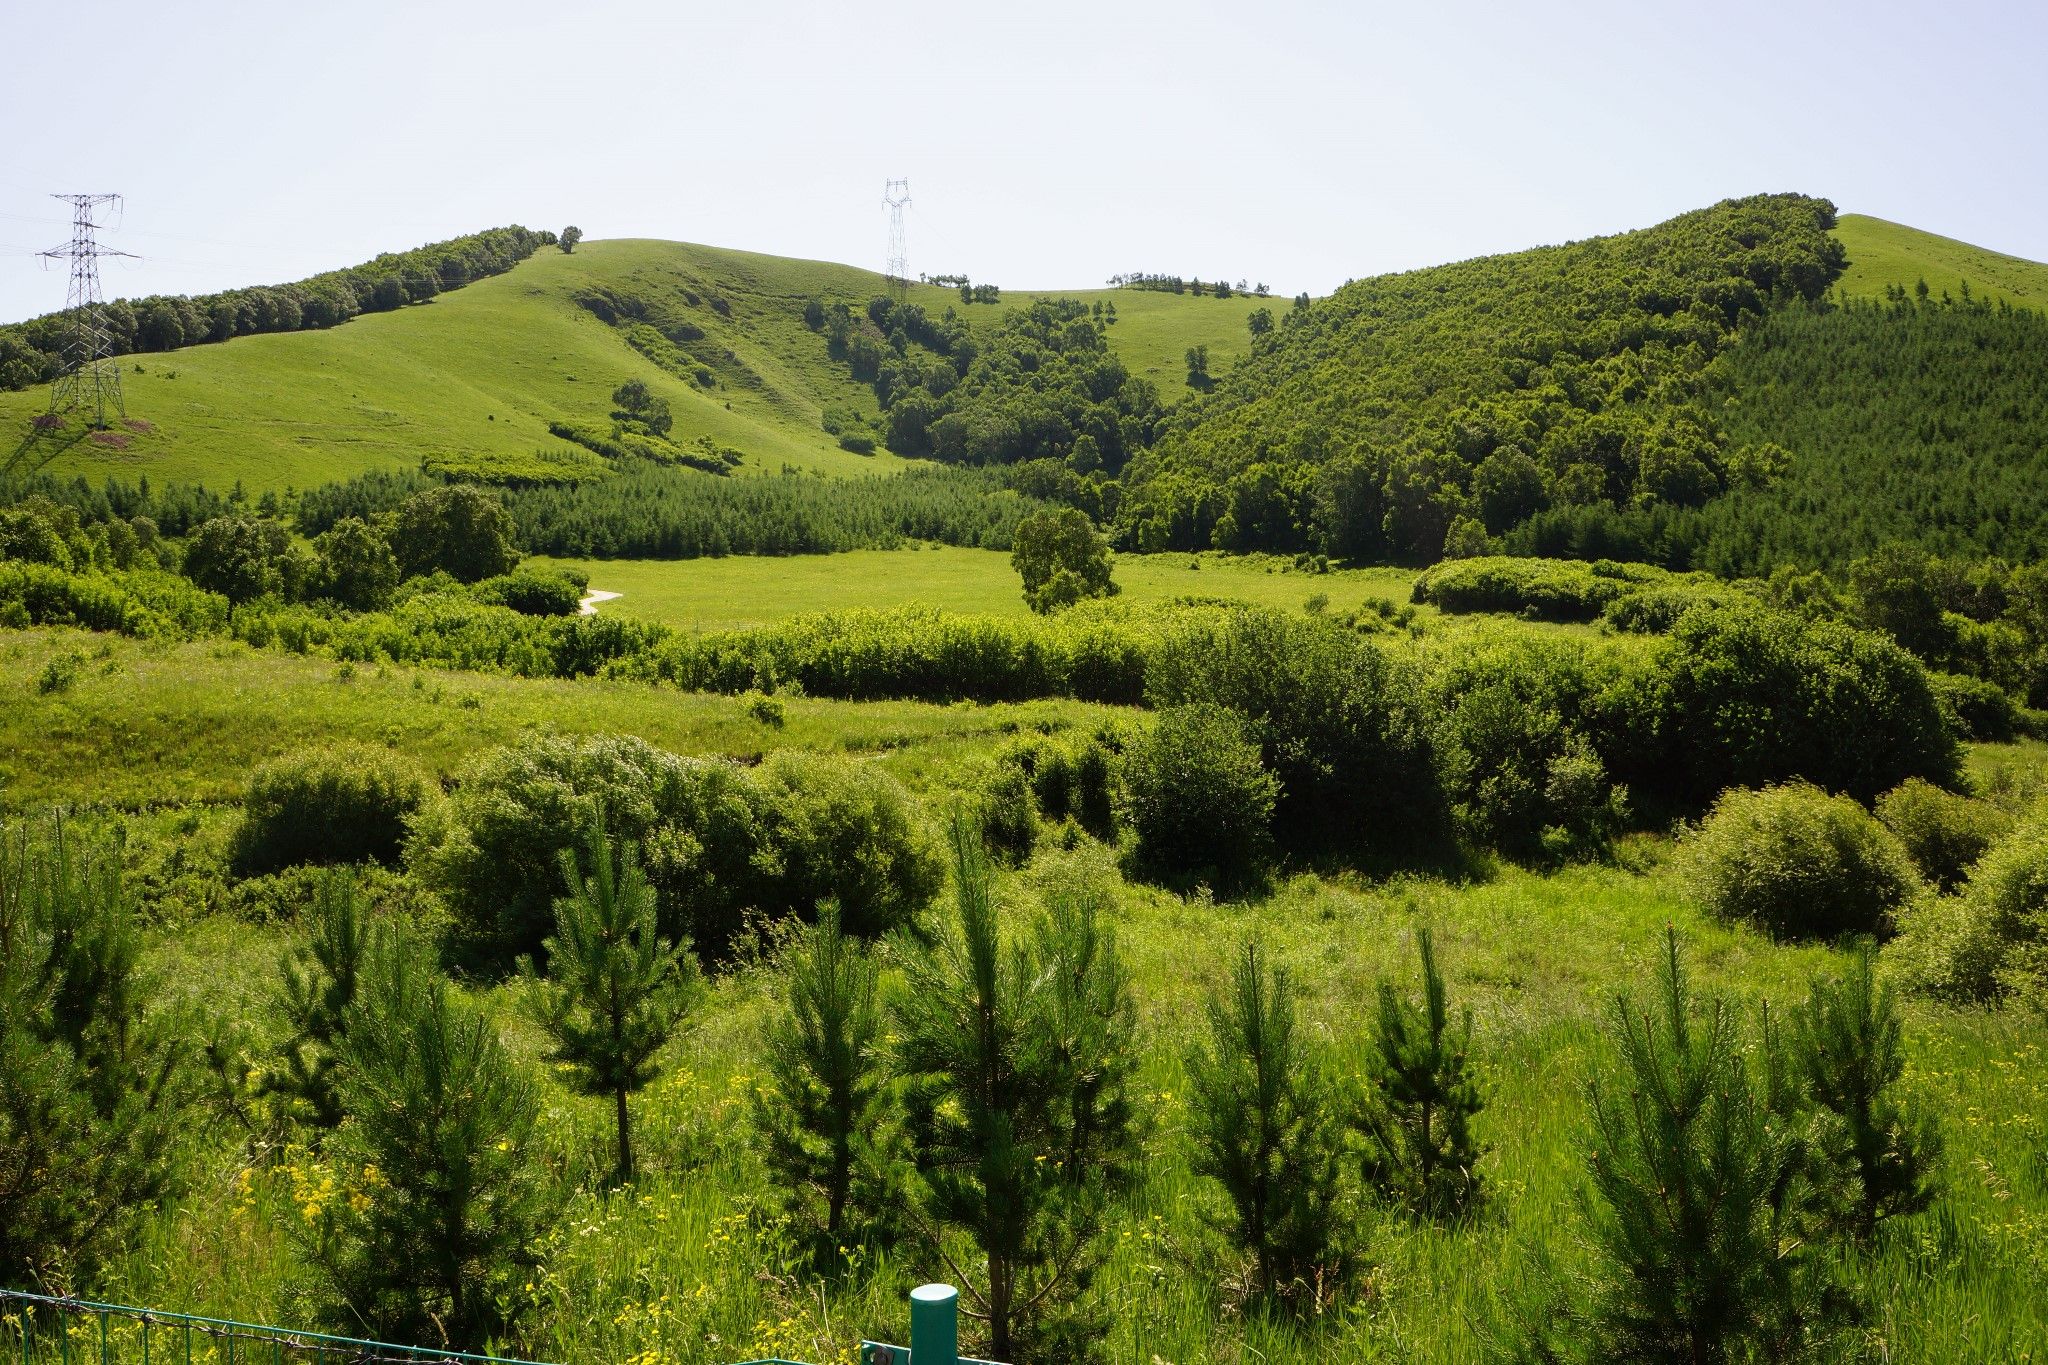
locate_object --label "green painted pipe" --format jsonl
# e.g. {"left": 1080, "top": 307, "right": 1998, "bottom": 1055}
{"left": 907, "top": 1284, "right": 957, "bottom": 1365}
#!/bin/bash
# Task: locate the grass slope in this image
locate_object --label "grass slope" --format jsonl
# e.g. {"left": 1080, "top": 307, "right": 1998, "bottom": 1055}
{"left": 0, "top": 242, "right": 1268, "bottom": 495}
{"left": 1833, "top": 213, "right": 2048, "bottom": 312}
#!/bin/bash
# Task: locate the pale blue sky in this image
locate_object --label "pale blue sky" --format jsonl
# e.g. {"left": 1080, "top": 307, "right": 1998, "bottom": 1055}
{"left": 2, "top": 0, "right": 2042, "bottom": 323}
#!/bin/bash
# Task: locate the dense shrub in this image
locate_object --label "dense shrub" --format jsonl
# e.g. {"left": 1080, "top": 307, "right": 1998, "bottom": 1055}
{"left": 231, "top": 744, "right": 432, "bottom": 877}
{"left": 410, "top": 733, "right": 938, "bottom": 967}
{"left": 630, "top": 602, "right": 1162, "bottom": 704}
{"left": 0, "top": 562, "right": 226, "bottom": 638}
{"left": 1603, "top": 601, "right": 1960, "bottom": 813}
{"left": 1423, "top": 634, "right": 1626, "bottom": 859}
{"left": 1928, "top": 671, "right": 2022, "bottom": 743}
{"left": 973, "top": 763, "right": 1041, "bottom": 866}
{"left": 999, "top": 730, "right": 1118, "bottom": 840}
{"left": 1119, "top": 704, "right": 1278, "bottom": 892}
{"left": 1599, "top": 580, "right": 1750, "bottom": 634}
{"left": 1146, "top": 607, "right": 1436, "bottom": 856}
{"left": 1411, "top": 556, "right": 1668, "bottom": 621}
{"left": 470, "top": 566, "right": 585, "bottom": 616}
{"left": 1874, "top": 779, "right": 2011, "bottom": 892}
{"left": 1678, "top": 782, "right": 1920, "bottom": 939}
{"left": 1885, "top": 808, "right": 2048, "bottom": 1005}
{"left": 409, "top": 734, "right": 763, "bottom": 966}
{"left": 751, "top": 752, "right": 941, "bottom": 940}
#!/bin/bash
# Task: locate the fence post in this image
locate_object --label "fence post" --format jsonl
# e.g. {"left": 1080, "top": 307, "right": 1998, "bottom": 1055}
{"left": 907, "top": 1285, "right": 957, "bottom": 1365}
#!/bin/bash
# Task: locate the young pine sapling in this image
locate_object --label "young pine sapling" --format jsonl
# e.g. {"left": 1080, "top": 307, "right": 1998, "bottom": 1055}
{"left": 1357, "top": 925, "right": 1485, "bottom": 1221}
{"left": 522, "top": 823, "right": 701, "bottom": 1185}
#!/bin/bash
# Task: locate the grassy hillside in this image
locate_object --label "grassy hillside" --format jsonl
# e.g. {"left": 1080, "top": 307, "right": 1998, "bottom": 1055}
{"left": 1833, "top": 213, "right": 2048, "bottom": 312}
{"left": 0, "top": 241, "right": 1267, "bottom": 495}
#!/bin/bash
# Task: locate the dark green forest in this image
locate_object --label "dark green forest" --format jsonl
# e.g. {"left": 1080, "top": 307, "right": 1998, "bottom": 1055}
{"left": 1693, "top": 294, "right": 2048, "bottom": 572}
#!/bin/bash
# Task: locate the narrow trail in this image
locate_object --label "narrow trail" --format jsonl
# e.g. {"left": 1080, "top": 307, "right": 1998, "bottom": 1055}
{"left": 577, "top": 589, "right": 622, "bottom": 616}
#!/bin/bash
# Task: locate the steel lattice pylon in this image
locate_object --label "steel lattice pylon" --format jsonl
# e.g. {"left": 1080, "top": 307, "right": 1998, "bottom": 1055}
{"left": 39, "top": 193, "right": 134, "bottom": 429}
{"left": 883, "top": 178, "right": 911, "bottom": 302}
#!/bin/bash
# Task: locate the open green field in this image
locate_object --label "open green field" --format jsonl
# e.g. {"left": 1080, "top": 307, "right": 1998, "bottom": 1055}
{"left": 1833, "top": 213, "right": 2048, "bottom": 311}
{"left": 537, "top": 548, "right": 1416, "bottom": 631}
{"left": 0, "top": 241, "right": 1271, "bottom": 496}
{"left": 0, "top": 628, "right": 1114, "bottom": 808}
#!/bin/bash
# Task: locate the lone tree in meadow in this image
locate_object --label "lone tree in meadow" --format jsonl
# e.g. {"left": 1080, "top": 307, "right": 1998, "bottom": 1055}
{"left": 1011, "top": 507, "right": 1118, "bottom": 614}
{"left": 559, "top": 225, "right": 583, "bottom": 254}
{"left": 522, "top": 824, "right": 700, "bottom": 1185}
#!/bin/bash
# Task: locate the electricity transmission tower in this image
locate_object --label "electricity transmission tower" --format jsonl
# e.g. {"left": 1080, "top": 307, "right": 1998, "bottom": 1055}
{"left": 39, "top": 193, "right": 134, "bottom": 429}
{"left": 883, "top": 179, "right": 911, "bottom": 301}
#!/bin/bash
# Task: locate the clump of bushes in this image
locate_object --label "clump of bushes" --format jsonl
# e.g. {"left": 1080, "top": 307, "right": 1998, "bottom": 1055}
{"left": 1606, "top": 600, "right": 1960, "bottom": 812}
{"left": 1411, "top": 556, "right": 1670, "bottom": 622}
{"left": 1885, "top": 807, "right": 2048, "bottom": 1005}
{"left": 231, "top": 743, "right": 432, "bottom": 877}
{"left": 1423, "top": 633, "right": 1626, "bottom": 860}
{"left": 1678, "top": 782, "right": 1920, "bottom": 939}
{"left": 752, "top": 751, "right": 943, "bottom": 939}
{"left": 1120, "top": 704, "right": 1279, "bottom": 893}
{"left": 1874, "top": 778, "right": 2011, "bottom": 892}
{"left": 1928, "top": 670, "right": 2021, "bottom": 742}
{"left": 469, "top": 565, "right": 587, "bottom": 616}
{"left": 997, "top": 728, "right": 1118, "bottom": 840}
{"left": 408, "top": 732, "right": 937, "bottom": 967}
{"left": 1146, "top": 606, "right": 1436, "bottom": 857}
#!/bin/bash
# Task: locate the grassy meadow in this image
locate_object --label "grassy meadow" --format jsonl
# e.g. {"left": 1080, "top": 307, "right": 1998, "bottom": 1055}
{"left": 535, "top": 548, "right": 1417, "bottom": 632}
{"left": 1833, "top": 214, "right": 2048, "bottom": 311}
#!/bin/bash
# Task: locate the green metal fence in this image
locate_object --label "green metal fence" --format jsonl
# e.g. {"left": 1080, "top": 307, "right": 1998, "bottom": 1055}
{"left": 0, "top": 1290, "right": 556, "bottom": 1365}
{"left": 1, "top": 1286, "right": 993, "bottom": 1365}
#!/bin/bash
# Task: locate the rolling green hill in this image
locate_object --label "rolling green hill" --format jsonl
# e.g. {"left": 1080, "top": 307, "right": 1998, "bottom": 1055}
{"left": 0, "top": 241, "right": 1270, "bottom": 495}
{"left": 1832, "top": 213, "right": 2048, "bottom": 311}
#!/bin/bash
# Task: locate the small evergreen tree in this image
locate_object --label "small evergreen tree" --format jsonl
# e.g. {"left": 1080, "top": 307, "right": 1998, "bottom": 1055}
{"left": 265, "top": 871, "right": 375, "bottom": 1131}
{"left": 0, "top": 817, "right": 189, "bottom": 1287}
{"left": 753, "top": 908, "right": 898, "bottom": 1265}
{"left": 893, "top": 817, "right": 1141, "bottom": 1360}
{"left": 1783, "top": 943, "right": 1940, "bottom": 1241}
{"left": 1357, "top": 926, "right": 1484, "bottom": 1221}
{"left": 522, "top": 824, "right": 700, "bottom": 1184}
{"left": 1186, "top": 941, "right": 1350, "bottom": 1305}
{"left": 318, "top": 932, "right": 545, "bottom": 1346}
{"left": 1580, "top": 928, "right": 1830, "bottom": 1363}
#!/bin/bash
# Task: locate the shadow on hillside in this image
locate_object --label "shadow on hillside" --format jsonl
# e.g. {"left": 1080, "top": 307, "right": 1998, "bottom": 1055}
{"left": 3, "top": 422, "right": 89, "bottom": 480}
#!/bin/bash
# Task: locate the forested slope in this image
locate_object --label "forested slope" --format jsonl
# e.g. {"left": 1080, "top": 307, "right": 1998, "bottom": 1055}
{"left": 1114, "top": 194, "right": 1846, "bottom": 559}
